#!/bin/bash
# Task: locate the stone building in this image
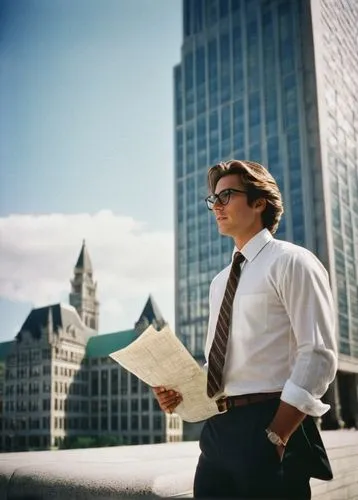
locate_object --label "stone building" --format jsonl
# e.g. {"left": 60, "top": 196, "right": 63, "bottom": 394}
{"left": 0, "top": 242, "right": 182, "bottom": 451}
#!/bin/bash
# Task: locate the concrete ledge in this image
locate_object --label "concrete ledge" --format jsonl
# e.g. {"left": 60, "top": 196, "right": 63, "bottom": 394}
{"left": 0, "top": 431, "right": 357, "bottom": 499}
{"left": 0, "top": 442, "right": 198, "bottom": 499}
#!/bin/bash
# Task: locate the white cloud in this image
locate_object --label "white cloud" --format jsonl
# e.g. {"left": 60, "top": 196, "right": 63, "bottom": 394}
{"left": 0, "top": 211, "right": 175, "bottom": 333}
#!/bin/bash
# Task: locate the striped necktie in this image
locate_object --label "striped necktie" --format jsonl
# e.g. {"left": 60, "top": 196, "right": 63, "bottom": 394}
{"left": 207, "top": 251, "right": 246, "bottom": 398}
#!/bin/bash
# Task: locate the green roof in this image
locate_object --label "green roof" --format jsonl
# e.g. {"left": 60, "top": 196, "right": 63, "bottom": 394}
{"left": 0, "top": 341, "right": 15, "bottom": 362}
{"left": 85, "top": 329, "right": 137, "bottom": 358}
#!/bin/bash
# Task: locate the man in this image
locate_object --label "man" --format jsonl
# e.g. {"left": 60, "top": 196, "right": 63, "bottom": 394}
{"left": 154, "top": 160, "right": 337, "bottom": 499}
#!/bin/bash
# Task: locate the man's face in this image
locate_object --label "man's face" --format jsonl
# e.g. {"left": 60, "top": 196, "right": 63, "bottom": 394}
{"left": 212, "top": 174, "right": 264, "bottom": 239}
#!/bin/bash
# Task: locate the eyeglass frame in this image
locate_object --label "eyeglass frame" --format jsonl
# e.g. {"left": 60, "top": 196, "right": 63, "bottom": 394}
{"left": 205, "top": 188, "right": 248, "bottom": 211}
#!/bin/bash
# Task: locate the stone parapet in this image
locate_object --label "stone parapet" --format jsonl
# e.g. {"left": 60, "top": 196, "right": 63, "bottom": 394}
{"left": 0, "top": 431, "right": 357, "bottom": 499}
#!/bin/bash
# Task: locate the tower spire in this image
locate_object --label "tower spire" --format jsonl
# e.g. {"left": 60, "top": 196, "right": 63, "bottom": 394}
{"left": 74, "top": 239, "right": 93, "bottom": 273}
{"left": 69, "top": 241, "right": 99, "bottom": 332}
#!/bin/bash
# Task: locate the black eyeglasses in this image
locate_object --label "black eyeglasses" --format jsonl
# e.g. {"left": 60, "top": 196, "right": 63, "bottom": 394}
{"left": 205, "top": 188, "right": 247, "bottom": 210}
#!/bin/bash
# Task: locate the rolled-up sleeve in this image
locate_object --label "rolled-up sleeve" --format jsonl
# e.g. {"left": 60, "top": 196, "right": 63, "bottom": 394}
{"left": 279, "top": 251, "right": 338, "bottom": 416}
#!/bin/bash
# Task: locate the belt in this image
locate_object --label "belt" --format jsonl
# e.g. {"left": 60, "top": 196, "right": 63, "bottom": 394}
{"left": 216, "top": 392, "right": 281, "bottom": 413}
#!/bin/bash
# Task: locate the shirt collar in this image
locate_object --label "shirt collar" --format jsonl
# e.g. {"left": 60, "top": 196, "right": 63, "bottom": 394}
{"left": 232, "top": 228, "right": 273, "bottom": 263}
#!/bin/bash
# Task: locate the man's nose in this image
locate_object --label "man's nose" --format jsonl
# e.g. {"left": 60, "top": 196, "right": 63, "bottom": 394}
{"left": 213, "top": 199, "right": 223, "bottom": 211}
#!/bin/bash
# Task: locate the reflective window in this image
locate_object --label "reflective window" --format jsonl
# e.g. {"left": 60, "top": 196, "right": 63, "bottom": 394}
{"left": 262, "top": 9, "right": 276, "bottom": 88}
{"left": 219, "top": 0, "right": 229, "bottom": 18}
{"left": 197, "top": 115, "right": 207, "bottom": 168}
{"left": 174, "top": 66, "right": 183, "bottom": 126}
{"left": 209, "top": 110, "right": 219, "bottom": 163}
{"left": 283, "top": 75, "right": 298, "bottom": 129}
{"left": 205, "top": 0, "right": 217, "bottom": 28}
{"left": 221, "top": 105, "right": 231, "bottom": 158}
{"left": 220, "top": 33, "right": 231, "bottom": 103}
{"left": 183, "top": 0, "right": 191, "bottom": 37}
{"left": 184, "top": 52, "right": 194, "bottom": 120}
{"left": 208, "top": 38, "right": 218, "bottom": 108}
{"left": 193, "top": 0, "right": 203, "bottom": 33}
{"left": 186, "top": 123, "right": 195, "bottom": 174}
{"left": 247, "top": 20, "right": 259, "bottom": 90}
{"left": 176, "top": 129, "right": 184, "bottom": 178}
{"left": 233, "top": 27, "right": 244, "bottom": 97}
{"left": 196, "top": 45, "right": 206, "bottom": 114}
{"left": 233, "top": 100, "right": 244, "bottom": 151}
{"left": 249, "top": 91, "right": 260, "bottom": 144}
{"left": 278, "top": 3, "right": 295, "bottom": 75}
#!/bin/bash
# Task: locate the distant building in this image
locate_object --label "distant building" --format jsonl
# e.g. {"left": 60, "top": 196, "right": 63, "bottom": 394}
{"left": 0, "top": 242, "right": 182, "bottom": 452}
{"left": 174, "top": 0, "right": 358, "bottom": 432}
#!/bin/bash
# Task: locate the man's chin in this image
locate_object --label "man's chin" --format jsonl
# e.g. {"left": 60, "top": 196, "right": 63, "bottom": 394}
{"left": 217, "top": 225, "right": 231, "bottom": 236}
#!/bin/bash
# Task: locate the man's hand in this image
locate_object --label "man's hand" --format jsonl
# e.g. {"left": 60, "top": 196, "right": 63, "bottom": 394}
{"left": 153, "top": 386, "right": 183, "bottom": 413}
{"left": 269, "top": 400, "right": 306, "bottom": 446}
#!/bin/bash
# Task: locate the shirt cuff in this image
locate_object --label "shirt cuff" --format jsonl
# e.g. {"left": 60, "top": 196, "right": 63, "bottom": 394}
{"left": 281, "top": 379, "right": 330, "bottom": 417}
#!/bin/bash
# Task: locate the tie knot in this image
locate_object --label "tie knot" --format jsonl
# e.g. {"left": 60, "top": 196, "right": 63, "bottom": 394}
{"left": 233, "top": 252, "right": 245, "bottom": 264}
{"left": 232, "top": 252, "right": 245, "bottom": 273}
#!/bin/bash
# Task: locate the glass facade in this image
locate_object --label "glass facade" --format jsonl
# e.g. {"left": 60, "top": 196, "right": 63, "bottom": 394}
{"left": 313, "top": 0, "right": 358, "bottom": 358}
{"left": 174, "top": 0, "right": 358, "bottom": 369}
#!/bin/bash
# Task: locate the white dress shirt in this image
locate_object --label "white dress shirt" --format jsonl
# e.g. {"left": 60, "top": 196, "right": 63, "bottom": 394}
{"left": 204, "top": 228, "right": 338, "bottom": 417}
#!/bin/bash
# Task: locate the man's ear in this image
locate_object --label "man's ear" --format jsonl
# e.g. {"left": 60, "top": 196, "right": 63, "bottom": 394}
{"left": 255, "top": 198, "right": 266, "bottom": 212}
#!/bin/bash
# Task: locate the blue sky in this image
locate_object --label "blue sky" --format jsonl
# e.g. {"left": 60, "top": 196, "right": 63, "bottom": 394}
{"left": 0, "top": 0, "right": 182, "bottom": 341}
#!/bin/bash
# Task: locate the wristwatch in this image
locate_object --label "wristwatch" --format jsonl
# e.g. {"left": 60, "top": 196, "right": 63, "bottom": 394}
{"left": 265, "top": 428, "right": 287, "bottom": 447}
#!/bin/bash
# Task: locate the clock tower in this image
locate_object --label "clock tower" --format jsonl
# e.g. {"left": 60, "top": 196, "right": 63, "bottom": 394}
{"left": 69, "top": 240, "right": 99, "bottom": 332}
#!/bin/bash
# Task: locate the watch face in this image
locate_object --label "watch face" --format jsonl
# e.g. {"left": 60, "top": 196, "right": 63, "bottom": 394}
{"left": 272, "top": 434, "right": 281, "bottom": 445}
{"left": 267, "top": 430, "right": 281, "bottom": 445}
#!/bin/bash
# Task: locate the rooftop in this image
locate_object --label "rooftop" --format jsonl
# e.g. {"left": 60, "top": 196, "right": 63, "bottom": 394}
{"left": 85, "top": 329, "right": 137, "bottom": 358}
{"left": 16, "top": 303, "right": 84, "bottom": 341}
{"left": 0, "top": 340, "right": 15, "bottom": 362}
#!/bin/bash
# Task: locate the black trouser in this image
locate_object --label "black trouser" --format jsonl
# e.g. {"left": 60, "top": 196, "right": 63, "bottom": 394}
{"left": 194, "top": 398, "right": 312, "bottom": 499}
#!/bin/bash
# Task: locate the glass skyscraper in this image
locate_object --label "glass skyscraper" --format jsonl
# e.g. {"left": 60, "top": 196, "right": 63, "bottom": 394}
{"left": 174, "top": 0, "right": 358, "bottom": 428}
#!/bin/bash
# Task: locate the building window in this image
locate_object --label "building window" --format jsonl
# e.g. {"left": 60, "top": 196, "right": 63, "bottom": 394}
{"left": 121, "top": 416, "right": 128, "bottom": 431}
{"left": 153, "top": 415, "right": 162, "bottom": 430}
{"left": 130, "top": 375, "right": 138, "bottom": 394}
{"left": 91, "top": 371, "right": 98, "bottom": 396}
{"left": 111, "top": 416, "right": 118, "bottom": 431}
{"left": 120, "top": 371, "right": 128, "bottom": 394}
{"left": 121, "top": 399, "right": 128, "bottom": 413}
{"left": 101, "top": 370, "right": 108, "bottom": 396}
{"left": 111, "top": 370, "right": 118, "bottom": 396}
{"left": 111, "top": 400, "right": 118, "bottom": 413}
{"left": 131, "top": 415, "right": 139, "bottom": 430}
{"left": 101, "top": 417, "right": 108, "bottom": 431}
{"left": 91, "top": 417, "right": 98, "bottom": 431}
{"left": 142, "top": 415, "right": 149, "bottom": 430}
{"left": 81, "top": 401, "right": 89, "bottom": 412}
{"left": 153, "top": 398, "right": 161, "bottom": 411}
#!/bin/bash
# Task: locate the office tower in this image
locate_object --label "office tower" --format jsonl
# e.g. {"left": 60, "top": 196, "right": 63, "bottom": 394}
{"left": 174, "top": 0, "right": 358, "bottom": 428}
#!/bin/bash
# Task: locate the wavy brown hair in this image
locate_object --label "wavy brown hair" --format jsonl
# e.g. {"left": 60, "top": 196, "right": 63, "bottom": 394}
{"left": 207, "top": 160, "right": 284, "bottom": 234}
